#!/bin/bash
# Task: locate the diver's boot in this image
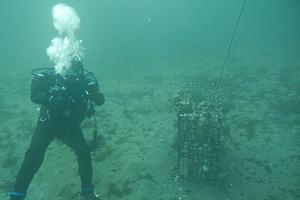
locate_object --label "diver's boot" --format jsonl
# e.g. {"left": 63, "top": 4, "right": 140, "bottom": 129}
{"left": 81, "top": 187, "right": 100, "bottom": 200}
{"left": 9, "top": 192, "right": 26, "bottom": 200}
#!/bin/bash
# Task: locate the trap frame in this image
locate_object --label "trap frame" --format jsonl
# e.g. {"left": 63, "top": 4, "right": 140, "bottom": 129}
{"left": 175, "top": 82, "right": 224, "bottom": 184}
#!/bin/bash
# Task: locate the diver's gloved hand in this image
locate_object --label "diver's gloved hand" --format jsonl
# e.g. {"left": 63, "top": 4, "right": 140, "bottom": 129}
{"left": 49, "top": 95, "right": 73, "bottom": 111}
{"left": 92, "top": 93, "right": 105, "bottom": 106}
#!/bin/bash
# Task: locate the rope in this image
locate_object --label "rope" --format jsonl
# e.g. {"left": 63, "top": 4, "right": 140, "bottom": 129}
{"left": 206, "top": 0, "right": 247, "bottom": 110}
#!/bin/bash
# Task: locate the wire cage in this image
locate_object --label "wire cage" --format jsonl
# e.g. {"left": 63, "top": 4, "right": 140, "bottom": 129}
{"left": 175, "top": 82, "right": 224, "bottom": 184}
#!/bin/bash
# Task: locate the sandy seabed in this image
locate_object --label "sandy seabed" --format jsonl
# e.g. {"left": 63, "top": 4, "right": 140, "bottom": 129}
{"left": 0, "top": 46, "right": 299, "bottom": 200}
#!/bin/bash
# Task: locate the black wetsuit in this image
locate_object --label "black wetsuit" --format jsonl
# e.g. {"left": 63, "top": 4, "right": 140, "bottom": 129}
{"left": 13, "top": 68, "right": 105, "bottom": 194}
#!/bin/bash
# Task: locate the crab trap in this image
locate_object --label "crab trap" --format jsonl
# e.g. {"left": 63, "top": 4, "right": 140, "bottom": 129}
{"left": 175, "top": 82, "right": 224, "bottom": 184}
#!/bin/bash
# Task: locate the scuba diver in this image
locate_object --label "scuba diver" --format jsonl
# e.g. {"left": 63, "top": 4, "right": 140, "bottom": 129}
{"left": 9, "top": 59, "right": 105, "bottom": 200}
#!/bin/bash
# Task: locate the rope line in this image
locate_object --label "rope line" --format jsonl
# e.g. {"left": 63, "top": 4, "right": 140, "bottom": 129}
{"left": 206, "top": 0, "right": 247, "bottom": 110}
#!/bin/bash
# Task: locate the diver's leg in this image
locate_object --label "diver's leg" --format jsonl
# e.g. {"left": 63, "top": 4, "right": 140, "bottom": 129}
{"left": 63, "top": 126, "right": 93, "bottom": 189}
{"left": 12, "top": 120, "right": 54, "bottom": 196}
{"left": 62, "top": 126, "right": 100, "bottom": 199}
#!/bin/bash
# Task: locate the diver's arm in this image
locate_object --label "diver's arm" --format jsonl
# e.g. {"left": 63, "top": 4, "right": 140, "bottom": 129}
{"left": 30, "top": 77, "right": 53, "bottom": 106}
{"left": 91, "top": 92, "right": 105, "bottom": 106}
{"left": 85, "top": 77, "right": 105, "bottom": 106}
{"left": 30, "top": 76, "right": 71, "bottom": 110}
